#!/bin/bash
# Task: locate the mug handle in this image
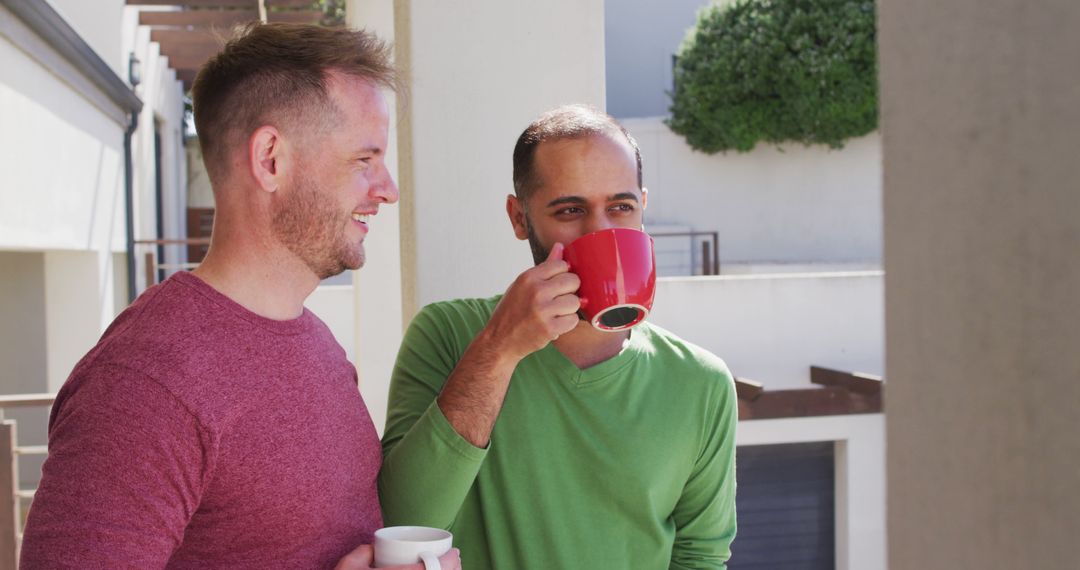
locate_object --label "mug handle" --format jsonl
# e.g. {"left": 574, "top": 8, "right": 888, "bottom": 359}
{"left": 419, "top": 551, "right": 441, "bottom": 570}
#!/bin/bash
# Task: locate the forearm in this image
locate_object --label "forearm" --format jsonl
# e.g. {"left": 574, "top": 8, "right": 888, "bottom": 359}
{"left": 380, "top": 401, "right": 488, "bottom": 528}
{"left": 436, "top": 327, "right": 521, "bottom": 448}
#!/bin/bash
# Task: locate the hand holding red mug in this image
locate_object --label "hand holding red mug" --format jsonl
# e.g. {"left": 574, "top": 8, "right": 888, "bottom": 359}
{"left": 482, "top": 243, "right": 581, "bottom": 361}
{"left": 563, "top": 228, "right": 656, "bottom": 332}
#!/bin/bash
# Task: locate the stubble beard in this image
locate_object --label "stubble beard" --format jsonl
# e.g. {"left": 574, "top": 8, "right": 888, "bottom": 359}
{"left": 524, "top": 215, "right": 549, "bottom": 266}
{"left": 271, "top": 177, "right": 364, "bottom": 280}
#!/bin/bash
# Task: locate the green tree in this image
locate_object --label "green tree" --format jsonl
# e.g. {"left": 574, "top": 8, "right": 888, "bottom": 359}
{"left": 667, "top": 0, "right": 878, "bottom": 153}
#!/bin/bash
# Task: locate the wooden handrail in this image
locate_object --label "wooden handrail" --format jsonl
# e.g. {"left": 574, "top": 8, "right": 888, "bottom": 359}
{"left": 133, "top": 238, "right": 210, "bottom": 246}
{"left": 0, "top": 395, "right": 55, "bottom": 409}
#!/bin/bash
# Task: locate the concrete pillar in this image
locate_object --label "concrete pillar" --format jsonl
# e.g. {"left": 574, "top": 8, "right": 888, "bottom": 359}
{"left": 880, "top": 0, "right": 1080, "bottom": 567}
{"left": 393, "top": 0, "right": 606, "bottom": 315}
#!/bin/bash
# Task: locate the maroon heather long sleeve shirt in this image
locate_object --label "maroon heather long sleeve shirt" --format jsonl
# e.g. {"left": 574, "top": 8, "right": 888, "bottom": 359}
{"left": 21, "top": 271, "right": 383, "bottom": 569}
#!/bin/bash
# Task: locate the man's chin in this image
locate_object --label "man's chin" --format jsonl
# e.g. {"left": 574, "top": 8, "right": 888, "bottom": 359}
{"left": 314, "top": 251, "right": 365, "bottom": 280}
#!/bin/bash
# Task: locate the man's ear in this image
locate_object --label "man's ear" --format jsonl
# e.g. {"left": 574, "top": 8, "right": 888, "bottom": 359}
{"left": 641, "top": 186, "right": 649, "bottom": 210}
{"left": 507, "top": 194, "right": 529, "bottom": 240}
{"left": 249, "top": 126, "right": 284, "bottom": 194}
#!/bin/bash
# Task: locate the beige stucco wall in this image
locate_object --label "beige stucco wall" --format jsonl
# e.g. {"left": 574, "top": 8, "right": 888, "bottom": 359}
{"left": 881, "top": 0, "right": 1080, "bottom": 567}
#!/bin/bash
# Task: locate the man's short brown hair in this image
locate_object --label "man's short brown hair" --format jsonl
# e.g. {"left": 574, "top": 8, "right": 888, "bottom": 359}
{"left": 192, "top": 22, "right": 398, "bottom": 184}
{"left": 512, "top": 104, "right": 643, "bottom": 203}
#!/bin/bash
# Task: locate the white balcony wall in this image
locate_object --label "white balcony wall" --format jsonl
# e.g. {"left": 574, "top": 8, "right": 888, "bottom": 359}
{"left": 0, "top": 34, "right": 127, "bottom": 254}
{"left": 625, "top": 118, "right": 882, "bottom": 266}
{"left": 649, "top": 272, "right": 884, "bottom": 388}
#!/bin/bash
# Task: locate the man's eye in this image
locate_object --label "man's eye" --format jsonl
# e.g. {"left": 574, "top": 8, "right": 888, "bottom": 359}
{"left": 611, "top": 203, "right": 635, "bottom": 212}
{"left": 555, "top": 207, "right": 585, "bottom": 216}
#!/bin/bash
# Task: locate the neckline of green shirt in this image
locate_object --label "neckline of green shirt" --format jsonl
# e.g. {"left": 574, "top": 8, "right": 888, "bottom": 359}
{"left": 531, "top": 323, "right": 654, "bottom": 388}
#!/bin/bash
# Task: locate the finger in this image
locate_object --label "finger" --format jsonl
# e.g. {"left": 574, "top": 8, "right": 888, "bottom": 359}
{"left": 550, "top": 293, "right": 582, "bottom": 316}
{"left": 547, "top": 271, "right": 581, "bottom": 294}
{"left": 439, "top": 548, "right": 462, "bottom": 570}
{"left": 333, "top": 544, "right": 374, "bottom": 570}
{"left": 533, "top": 243, "right": 569, "bottom": 279}
{"left": 552, "top": 313, "right": 580, "bottom": 335}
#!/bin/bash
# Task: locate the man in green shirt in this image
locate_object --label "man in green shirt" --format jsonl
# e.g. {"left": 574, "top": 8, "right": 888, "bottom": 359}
{"left": 380, "top": 105, "right": 737, "bottom": 569}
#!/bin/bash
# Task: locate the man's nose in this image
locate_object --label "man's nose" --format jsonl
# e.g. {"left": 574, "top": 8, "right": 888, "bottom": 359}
{"left": 585, "top": 211, "right": 616, "bottom": 234}
{"left": 370, "top": 167, "right": 399, "bottom": 205}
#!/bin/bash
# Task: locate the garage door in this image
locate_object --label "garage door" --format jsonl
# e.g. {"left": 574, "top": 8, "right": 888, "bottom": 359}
{"left": 729, "top": 441, "right": 836, "bottom": 569}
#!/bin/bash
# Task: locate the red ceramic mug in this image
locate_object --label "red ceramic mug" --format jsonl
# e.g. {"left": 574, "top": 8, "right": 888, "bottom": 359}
{"left": 563, "top": 228, "right": 657, "bottom": 332}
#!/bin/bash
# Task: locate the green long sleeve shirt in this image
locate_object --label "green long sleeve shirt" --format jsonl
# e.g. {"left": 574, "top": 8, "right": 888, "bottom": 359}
{"left": 380, "top": 296, "right": 737, "bottom": 569}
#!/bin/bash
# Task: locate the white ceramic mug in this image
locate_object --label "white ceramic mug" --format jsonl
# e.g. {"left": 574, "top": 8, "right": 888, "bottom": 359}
{"left": 373, "top": 526, "right": 453, "bottom": 570}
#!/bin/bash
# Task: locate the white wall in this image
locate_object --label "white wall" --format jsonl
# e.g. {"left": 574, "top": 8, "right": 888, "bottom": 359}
{"left": 46, "top": 0, "right": 125, "bottom": 75}
{"left": 604, "top": 0, "right": 713, "bottom": 118}
{"left": 739, "top": 414, "right": 886, "bottom": 570}
{"left": 399, "top": 0, "right": 607, "bottom": 311}
{"left": 649, "top": 272, "right": 884, "bottom": 389}
{"left": 0, "top": 33, "right": 127, "bottom": 253}
{"left": 626, "top": 118, "right": 882, "bottom": 266}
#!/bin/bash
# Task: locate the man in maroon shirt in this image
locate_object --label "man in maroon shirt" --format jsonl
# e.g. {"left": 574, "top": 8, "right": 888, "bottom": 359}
{"left": 20, "top": 23, "right": 459, "bottom": 570}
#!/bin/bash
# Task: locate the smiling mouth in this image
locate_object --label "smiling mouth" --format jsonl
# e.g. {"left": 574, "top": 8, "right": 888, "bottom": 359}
{"left": 352, "top": 213, "right": 370, "bottom": 223}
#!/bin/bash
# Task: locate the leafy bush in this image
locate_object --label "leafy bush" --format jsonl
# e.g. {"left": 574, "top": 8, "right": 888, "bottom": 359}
{"left": 667, "top": 0, "right": 878, "bottom": 153}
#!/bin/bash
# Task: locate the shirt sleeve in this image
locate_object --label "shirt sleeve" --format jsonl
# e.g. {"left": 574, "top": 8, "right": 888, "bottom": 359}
{"left": 669, "top": 369, "right": 739, "bottom": 570}
{"left": 20, "top": 363, "right": 211, "bottom": 569}
{"left": 379, "top": 305, "right": 487, "bottom": 529}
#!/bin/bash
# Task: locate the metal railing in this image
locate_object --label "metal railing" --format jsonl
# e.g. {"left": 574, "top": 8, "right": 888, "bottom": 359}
{"left": 648, "top": 230, "right": 720, "bottom": 276}
{"left": 133, "top": 238, "right": 209, "bottom": 290}
{"left": 0, "top": 394, "right": 56, "bottom": 567}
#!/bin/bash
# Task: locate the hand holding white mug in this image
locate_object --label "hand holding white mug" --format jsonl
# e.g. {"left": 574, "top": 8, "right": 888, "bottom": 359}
{"left": 333, "top": 543, "right": 461, "bottom": 570}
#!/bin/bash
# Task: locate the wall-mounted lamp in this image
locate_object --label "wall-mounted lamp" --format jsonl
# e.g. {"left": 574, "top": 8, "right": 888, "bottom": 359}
{"left": 128, "top": 52, "right": 141, "bottom": 88}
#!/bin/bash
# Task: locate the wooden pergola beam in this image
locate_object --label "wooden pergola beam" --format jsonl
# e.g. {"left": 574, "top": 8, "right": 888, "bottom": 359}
{"left": 163, "top": 54, "right": 221, "bottom": 72}
{"left": 810, "top": 365, "right": 884, "bottom": 395}
{"left": 734, "top": 377, "right": 764, "bottom": 401}
{"left": 139, "top": 9, "right": 322, "bottom": 27}
{"left": 151, "top": 27, "right": 231, "bottom": 47}
{"left": 151, "top": 28, "right": 230, "bottom": 46}
{"left": 738, "top": 386, "right": 883, "bottom": 421}
{"left": 175, "top": 68, "right": 198, "bottom": 86}
{"left": 127, "top": 0, "right": 315, "bottom": 7}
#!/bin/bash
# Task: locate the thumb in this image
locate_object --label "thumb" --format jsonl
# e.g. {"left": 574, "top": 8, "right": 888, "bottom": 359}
{"left": 546, "top": 242, "right": 565, "bottom": 263}
{"left": 333, "top": 543, "right": 375, "bottom": 570}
